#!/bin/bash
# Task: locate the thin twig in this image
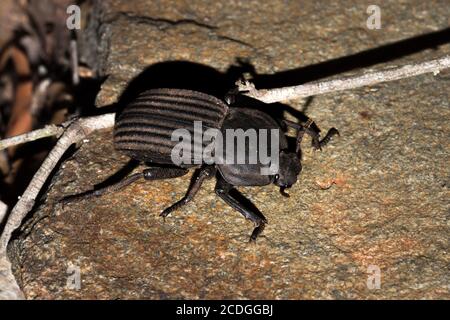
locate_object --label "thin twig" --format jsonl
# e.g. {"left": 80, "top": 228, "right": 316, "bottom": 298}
{"left": 30, "top": 78, "right": 51, "bottom": 115}
{"left": 0, "top": 124, "right": 65, "bottom": 151}
{"left": 0, "top": 113, "right": 114, "bottom": 299}
{"left": 70, "top": 39, "right": 79, "bottom": 85}
{"left": 238, "top": 55, "right": 450, "bottom": 103}
{"left": 0, "top": 113, "right": 115, "bottom": 250}
{"left": 0, "top": 201, "right": 7, "bottom": 226}
{"left": 0, "top": 256, "right": 23, "bottom": 299}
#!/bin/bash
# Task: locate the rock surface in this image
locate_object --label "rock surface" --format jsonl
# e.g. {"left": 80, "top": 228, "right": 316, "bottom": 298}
{"left": 8, "top": 0, "right": 450, "bottom": 299}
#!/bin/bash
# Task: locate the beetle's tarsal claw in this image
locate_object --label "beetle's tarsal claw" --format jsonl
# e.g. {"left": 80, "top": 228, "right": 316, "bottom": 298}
{"left": 249, "top": 222, "right": 266, "bottom": 242}
{"left": 159, "top": 212, "right": 167, "bottom": 223}
{"left": 280, "top": 186, "right": 290, "bottom": 198}
{"left": 319, "top": 127, "right": 340, "bottom": 148}
{"left": 159, "top": 210, "right": 169, "bottom": 218}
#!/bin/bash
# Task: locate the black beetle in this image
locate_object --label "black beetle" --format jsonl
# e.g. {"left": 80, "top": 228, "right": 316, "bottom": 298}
{"left": 63, "top": 88, "right": 338, "bottom": 240}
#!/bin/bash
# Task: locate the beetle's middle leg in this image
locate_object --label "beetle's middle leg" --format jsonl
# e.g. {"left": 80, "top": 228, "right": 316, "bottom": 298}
{"left": 214, "top": 176, "right": 267, "bottom": 241}
{"left": 160, "top": 166, "right": 216, "bottom": 218}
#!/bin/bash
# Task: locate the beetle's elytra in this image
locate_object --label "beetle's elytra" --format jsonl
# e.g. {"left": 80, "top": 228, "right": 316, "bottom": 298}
{"left": 63, "top": 88, "right": 339, "bottom": 241}
{"left": 114, "top": 89, "right": 229, "bottom": 166}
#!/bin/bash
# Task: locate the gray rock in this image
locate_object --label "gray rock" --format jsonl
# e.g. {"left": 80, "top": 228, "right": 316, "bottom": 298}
{"left": 8, "top": 0, "right": 450, "bottom": 299}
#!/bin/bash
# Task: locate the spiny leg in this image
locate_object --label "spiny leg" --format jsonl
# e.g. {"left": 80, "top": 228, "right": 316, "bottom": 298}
{"left": 61, "top": 167, "right": 189, "bottom": 205}
{"left": 283, "top": 118, "right": 339, "bottom": 151}
{"left": 283, "top": 119, "right": 314, "bottom": 153}
{"left": 160, "top": 166, "right": 216, "bottom": 218}
{"left": 60, "top": 172, "right": 143, "bottom": 205}
{"left": 318, "top": 127, "right": 339, "bottom": 148}
{"left": 143, "top": 167, "right": 189, "bottom": 181}
{"left": 214, "top": 176, "right": 267, "bottom": 241}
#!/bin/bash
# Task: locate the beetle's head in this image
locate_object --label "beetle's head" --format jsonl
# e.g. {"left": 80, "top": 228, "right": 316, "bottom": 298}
{"left": 274, "top": 151, "right": 301, "bottom": 197}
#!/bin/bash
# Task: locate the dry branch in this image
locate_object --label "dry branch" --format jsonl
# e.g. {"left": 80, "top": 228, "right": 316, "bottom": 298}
{"left": 0, "top": 201, "right": 7, "bottom": 226}
{"left": 238, "top": 55, "right": 450, "bottom": 103}
{"left": 0, "top": 123, "right": 64, "bottom": 151}
{"left": 0, "top": 113, "right": 114, "bottom": 299}
{"left": 0, "top": 113, "right": 115, "bottom": 251}
{"left": 0, "top": 256, "right": 23, "bottom": 299}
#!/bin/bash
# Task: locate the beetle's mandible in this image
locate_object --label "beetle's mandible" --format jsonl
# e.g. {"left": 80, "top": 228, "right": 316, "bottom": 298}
{"left": 62, "top": 88, "right": 339, "bottom": 241}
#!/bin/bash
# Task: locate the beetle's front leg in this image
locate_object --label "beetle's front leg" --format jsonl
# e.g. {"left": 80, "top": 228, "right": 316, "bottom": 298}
{"left": 317, "top": 127, "right": 339, "bottom": 149}
{"left": 283, "top": 119, "right": 339, "bottom": 151}
{"left": 214, "top": 176, "right": 267, "bottom": 241}
{"left": 160, "top": 166, "right": 216, "bottom": 218}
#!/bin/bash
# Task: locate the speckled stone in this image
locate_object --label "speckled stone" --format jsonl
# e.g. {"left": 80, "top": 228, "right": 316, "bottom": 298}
{"left": 8, "top": 0, "right": 450, "bottom": 299}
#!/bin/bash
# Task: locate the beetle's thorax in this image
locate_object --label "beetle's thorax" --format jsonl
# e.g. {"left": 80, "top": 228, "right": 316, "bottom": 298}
{"left": 216, "top": 108, "right": 289, "bottom": 187}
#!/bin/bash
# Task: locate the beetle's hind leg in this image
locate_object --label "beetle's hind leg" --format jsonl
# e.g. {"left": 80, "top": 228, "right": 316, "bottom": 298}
{"left": 214, "top": 176, "right": 267, "bottom": 242}
{"left": 160, "top": 166, "right": 216, "bottom": 218}
{"left": 60, "top": 172, "right": 144, "bottom": 205}
{"left": 60, "top": 167, "right": 189, "bottom": 205}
